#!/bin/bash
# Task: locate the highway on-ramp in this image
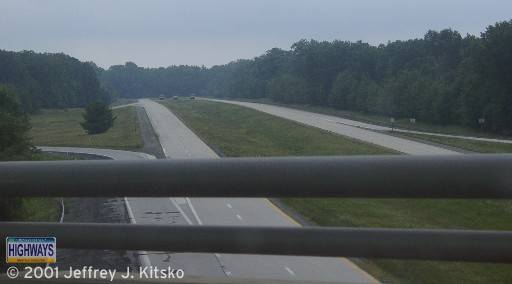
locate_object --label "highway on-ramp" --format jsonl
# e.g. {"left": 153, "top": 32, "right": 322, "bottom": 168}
{"left": 137, "top": 99, "right": 378, "bottom": 283}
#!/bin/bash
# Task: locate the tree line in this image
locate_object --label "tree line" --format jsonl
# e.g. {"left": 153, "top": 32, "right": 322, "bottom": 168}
{"left": 1, "top": 19, "right": 510, "bottom": 133}
{"left": 96, "top": 62, "right": 209, "bottom": 99}
{"left": 100, "top": 19, "right": 512, "bottom": 134}
{"left": 0, "top": 50, "right": 109, "bottom": 112}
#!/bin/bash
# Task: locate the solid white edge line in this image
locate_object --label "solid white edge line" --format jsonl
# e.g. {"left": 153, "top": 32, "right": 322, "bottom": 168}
{"left": 171, "top": 198, "right": 231, "bottom": 276}
{"left": 59, "top": 198, "right": 65, "bottom": 223}
{"left": 142, "top": 101, "right": 225, "bottom": 272}
{"left": 169, "top": 198, "right": 193, "bottom": 225}
{"left": 284, "top": 266, "right": 296, "bottom": 276}
{"left": 124, "top": 197, "right": 152, "bottom": 268}
{"left": 185, "top": 197, "right": 203, "bottom": 226}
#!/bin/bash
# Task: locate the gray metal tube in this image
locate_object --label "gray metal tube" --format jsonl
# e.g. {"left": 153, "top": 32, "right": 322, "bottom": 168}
{"left": 1, "top": 154, "right": 511, "bottom": 198}
{"left": 1, "top": 222, "right": 511, "bottom": 262}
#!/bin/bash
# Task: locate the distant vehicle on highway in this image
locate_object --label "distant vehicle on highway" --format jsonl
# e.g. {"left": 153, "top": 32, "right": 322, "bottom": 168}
{"left": 159, "top": 95, "right": 165, "bottom": 100}
{"left": 189, "top": 96, "right": 196, "bottom": 100}
{"left": 173, "top": 96, "right": 179, "bottom": 100}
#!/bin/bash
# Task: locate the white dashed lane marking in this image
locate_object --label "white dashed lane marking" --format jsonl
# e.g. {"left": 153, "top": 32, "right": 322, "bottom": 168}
{"left": 284, "top": 266, "right": 296, "bottom": 276}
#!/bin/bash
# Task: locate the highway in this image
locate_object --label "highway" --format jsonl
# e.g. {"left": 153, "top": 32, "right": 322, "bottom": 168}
{"left": 137, "top": 99, "right": 378, "bottom": 283}
{"left": 208, "top": 101, "right": 512, "bottom": 144}
{"left": 41, "top": 98, "right": 470, "bottom": 282}
{"left": 205, "top": 99, "right": 462, "bottom": 155}
{"left": 43, "top": 97, "right": 470, "bottom": 283}
{"left": 38, "top": 146, "right": 155, "bottom": 160}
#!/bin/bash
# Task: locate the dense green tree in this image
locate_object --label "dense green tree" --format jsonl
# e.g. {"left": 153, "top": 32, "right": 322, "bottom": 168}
{"left": 80, "top": 102, "right": 116, "bottom": 134}
{"left": 329, "top": 71, "right": 359, "bottom": 109}
{"left": 98, "top": 19, "right": 512, "bottom": 134}
{"left": 0, "top": 85, "right": 32, "bottom": 224}
{"left": 98, "top": 62, "right": 209, "bottom": 99}
{"left": 0, "top": 85, "right": 33, "bottom": 160}
{"left": 0, "top": 50, "right": 109, "bottom": 112}
{"left": 267, "top": 74, "right": 309, "bottom": 103}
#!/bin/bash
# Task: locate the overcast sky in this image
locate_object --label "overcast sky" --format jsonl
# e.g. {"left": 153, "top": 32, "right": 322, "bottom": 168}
{"left": 1, "top": 0, "right": 511, "bottom": 68}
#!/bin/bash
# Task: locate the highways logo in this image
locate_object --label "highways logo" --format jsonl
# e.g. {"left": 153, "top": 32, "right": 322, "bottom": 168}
{"left": 6, "top": 237, "right": 56, "bottom": 263}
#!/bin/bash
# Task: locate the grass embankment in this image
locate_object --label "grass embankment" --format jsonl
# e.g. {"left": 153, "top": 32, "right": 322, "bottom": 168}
{"left": 162, "top": 99, "right": 512, "bottom": 284}
{"left": 29, "top": 106, "right": 143, "bottom": 150}
{"left": 9, "top": 198, "right": 61, "bottom": 222}
{"left": 2, "top": 153, "right": 70, "bottom": 222}
{"left": 397, "top": 132, "right": 512, "bottom": 153}
{"left": 110, "top": 98, "right": 138, "bottom": 107}
{"left": 20, "top": 107, "right": 142, "bottom": 222}
{"left": 236, "top": 97, "right": 512, "bottom": 140}
{"left": 162, "top": 100, "right": 393, "bottom": 156}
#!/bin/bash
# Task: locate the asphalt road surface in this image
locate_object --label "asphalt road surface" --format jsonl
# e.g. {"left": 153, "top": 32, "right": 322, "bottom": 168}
{"left": 38, "top": 146, "right": 154, "bottom": 271}
{"left": 206, "top": 99, "right": 462, "bottom": 155}
{"left": 137, "top": 99, "right": 378, "bottom": 283}
{"left": 211, "top": 99, "right": 512, "bottom": 144}
{"left": 38, "top": 146, "right": 155, "bottom": 160}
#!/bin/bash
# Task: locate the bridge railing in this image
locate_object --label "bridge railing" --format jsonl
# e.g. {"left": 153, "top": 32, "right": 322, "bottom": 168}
{"left": 1, "top": 154, "right": 511, "bottom": 262}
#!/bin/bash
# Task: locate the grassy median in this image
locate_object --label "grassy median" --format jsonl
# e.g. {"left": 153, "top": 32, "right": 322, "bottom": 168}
{"left": 161, "top": 99, "right": 512, "bottom": 284}
{"left": 161, "top": 100, "right": 394, "bottom": 157}
{"left": 397, "top": 132, "right": 512, "bottom": 153}
{"left": 239, "top": 98, "right": 512, "bottom": 140}
{"left": 238, "top": 98, "right": 512, "bottom": 153}
{"left": 29, "top": 106, "right": 143, "bottom": 150}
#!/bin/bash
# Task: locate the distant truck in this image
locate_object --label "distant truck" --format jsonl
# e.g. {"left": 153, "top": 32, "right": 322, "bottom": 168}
{"left": 159, "top": 95, "right": 165, "bottom": 100}
{"left": 173, "top": 96, "right": 179, "bottom": 100}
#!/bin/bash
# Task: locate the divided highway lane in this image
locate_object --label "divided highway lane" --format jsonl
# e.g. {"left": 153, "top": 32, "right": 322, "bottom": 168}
{"left": 204, "top": 101, "right": 512, "bottom": 145}
{"left": 138, "top": 99, "right": 378, "bottom": 283}
{"left": 38, "top": 146, "right": 227, "bottom": 278}
{"left": 206, "top": 99, "right": 459, "bottom": 155}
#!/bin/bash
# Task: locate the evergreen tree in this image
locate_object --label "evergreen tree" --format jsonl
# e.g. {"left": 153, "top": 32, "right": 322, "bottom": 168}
{"left": 80, "top": 102, "right": 116, "bottom": 134}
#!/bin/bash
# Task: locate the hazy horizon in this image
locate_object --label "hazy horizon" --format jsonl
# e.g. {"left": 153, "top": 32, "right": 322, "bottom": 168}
{"left": 1, "top": 0, "right": 511, "bottom": 69}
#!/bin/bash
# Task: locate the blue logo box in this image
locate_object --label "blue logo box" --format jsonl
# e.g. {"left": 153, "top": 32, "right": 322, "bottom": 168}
{"left": 6, "top": 237, "right": 56, "bottom": 263}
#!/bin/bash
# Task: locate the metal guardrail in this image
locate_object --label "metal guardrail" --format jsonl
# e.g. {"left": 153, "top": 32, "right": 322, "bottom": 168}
{"left": 1, "top": 222, "right": 511, "bottom": 263}
{"left": 1, "top": 154, "right": 511, "bottom": 198}
{"left": 1, "top": 154, "right": 511, "bottom": 263}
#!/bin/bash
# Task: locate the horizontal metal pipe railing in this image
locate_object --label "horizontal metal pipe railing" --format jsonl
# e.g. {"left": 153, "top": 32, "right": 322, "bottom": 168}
{"left": 1, "top": 154, "right": 511, "bottom": 198}
{"left": 2, "top": 222, "right": 511, "bottom": 263}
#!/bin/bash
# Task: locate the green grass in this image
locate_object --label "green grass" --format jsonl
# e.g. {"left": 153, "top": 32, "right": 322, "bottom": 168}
{"left": 2, "top": 153, "right": 68, "bottom": 222}
{"left": 161, "top": 99, "right": 512, "bottom": 284}
{"left": 29, "top": 106, "right": 143, "bottom": 150}
{"left": 162, "top": 100, "right": 395, "bottom": 157}
{"left": 397, "top": 132, "right": 512, "bottom": 153}
{"left": 110, "top": 98, "right": 138, "bottom": 107}
{"left": 11, "top": 198, "right": 61, "bottom": 222}
{"left": 236, "top": 97, "right": 512, "bottom": 139}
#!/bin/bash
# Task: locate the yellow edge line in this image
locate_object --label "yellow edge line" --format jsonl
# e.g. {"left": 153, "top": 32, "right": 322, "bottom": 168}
{"left": 265, "top": 198, "right": 302, "bottom": 226}
{"left": 265, "top": 198, "right": 380, "bottom": 284}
